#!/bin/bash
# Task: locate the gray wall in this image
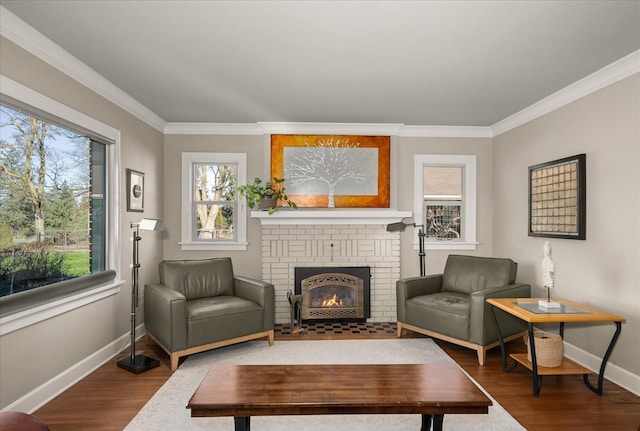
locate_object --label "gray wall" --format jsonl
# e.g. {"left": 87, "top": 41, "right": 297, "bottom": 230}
{"left": 0, "top": 37, "right": 164, "bottom": 409}
{"left": 394, "top": 136, "right": 494, "bottom": 276}
{"left": 492, "top": 74, "right": 640, "bottom": 376}
{"left": 161, "top": 135, "right": 494, "bottom": 279}
{"left": 162, "top": 134, "right": 265, "bottom": 279}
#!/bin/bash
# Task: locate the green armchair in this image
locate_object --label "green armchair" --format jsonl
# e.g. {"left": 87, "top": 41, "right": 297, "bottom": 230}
{"left": 144, "top": 257, "right": 274, "bottom": 371}
{"left": 397, "top": 254, "right": 530, "bottom": 365}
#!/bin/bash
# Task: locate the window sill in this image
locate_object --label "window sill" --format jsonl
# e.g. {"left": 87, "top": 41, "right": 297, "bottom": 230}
{"left": 0, "top": 280, "right": 123, "bottom": 336}
{"left": 414, "top": 241, "right": 479, "bottom": 251}
{"left": 179, "top": 241, "right": 248, "bottom": 251}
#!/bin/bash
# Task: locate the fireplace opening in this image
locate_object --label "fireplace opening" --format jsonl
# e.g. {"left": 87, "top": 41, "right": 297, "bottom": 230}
{"left": 294, "top": 266, "right": 370, "bottom": 323}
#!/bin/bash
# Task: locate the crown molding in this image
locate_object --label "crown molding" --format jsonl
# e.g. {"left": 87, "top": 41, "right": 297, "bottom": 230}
{"left": 258, "top": 122, "right": 405, "bottom": 136}
{"left": 0, "top": 6, "right": 167, "bottom": 133}
{"left": 164, "top": 122, "right": 263, "bottom": 135}
{"left": 491, "top": 50, "right": 640, "bottom": 137}
{"left": 164, "top": 122, "right": 494, "bottom": 138}
{"left": 399, "top": 125, "right": 493, "bottom": 138}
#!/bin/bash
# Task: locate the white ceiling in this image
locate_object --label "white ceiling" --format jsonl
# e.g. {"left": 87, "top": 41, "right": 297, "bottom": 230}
{"left": 1, "top": 1, "right": 639, "bottom": 128}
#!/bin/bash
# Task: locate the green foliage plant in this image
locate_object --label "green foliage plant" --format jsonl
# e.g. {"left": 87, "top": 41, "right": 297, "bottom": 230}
{"left": 236, "top": 177, "right": 297, "bottom": 215}
{"left": 0, "top": 242, "right": 70, "bottom": 296}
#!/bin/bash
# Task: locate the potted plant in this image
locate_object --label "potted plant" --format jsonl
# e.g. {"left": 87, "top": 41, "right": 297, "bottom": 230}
{"left": 237, "top": 176, "right": 297, "bottom": 215}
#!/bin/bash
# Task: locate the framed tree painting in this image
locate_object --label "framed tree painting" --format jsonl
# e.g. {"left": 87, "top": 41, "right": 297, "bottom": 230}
{"left": 127, "top": 168, "right": 144, "bottom": 212}
{"left": 528, "top": 154, "right": 586, "bottom": 239}
{"left": 271, "top": 135, "right": 390, "bottom": 208}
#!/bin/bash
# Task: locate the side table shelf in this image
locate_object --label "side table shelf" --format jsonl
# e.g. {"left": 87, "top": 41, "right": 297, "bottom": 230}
{"left": 510, "top": 353, "right": 590, "bottom": 376}
{"left": 487, "top": 297, "right": 625, "bottom": 397}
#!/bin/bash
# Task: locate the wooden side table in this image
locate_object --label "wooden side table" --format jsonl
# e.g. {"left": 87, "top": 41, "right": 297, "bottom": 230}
{"left": 486, "top": 297, "right": 625, "bottom": 397}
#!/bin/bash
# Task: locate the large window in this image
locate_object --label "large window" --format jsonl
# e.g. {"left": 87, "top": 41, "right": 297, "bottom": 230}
{"left": 181, "top": 153, "right": 247, "bottom": 250}
{"left": 0, "top": 105, "right": 107, "bottom": 295}
{"left": 414, "top": 155, "right": 476, "bottom": 250}
{"left": 0, "top": 77, "right": 120, "bottom": 334}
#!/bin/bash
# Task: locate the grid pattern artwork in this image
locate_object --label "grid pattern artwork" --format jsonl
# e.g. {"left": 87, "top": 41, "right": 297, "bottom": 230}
{"left": 529, "top": 154, "right": 586, "bottom": 239}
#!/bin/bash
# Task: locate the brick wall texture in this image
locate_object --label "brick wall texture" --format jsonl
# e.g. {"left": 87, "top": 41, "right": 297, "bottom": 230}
{"left": 261, "top": 224, "right": 400, "bottom": 324}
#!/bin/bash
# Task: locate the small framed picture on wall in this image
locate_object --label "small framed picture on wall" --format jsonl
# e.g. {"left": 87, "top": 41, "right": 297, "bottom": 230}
{"left": 127, "top": 168, "right": 144, "bottom": 212}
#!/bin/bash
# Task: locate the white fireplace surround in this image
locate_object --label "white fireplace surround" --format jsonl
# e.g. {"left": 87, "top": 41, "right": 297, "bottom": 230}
{"left": 256, "top": 209, "right": 411, "bottom": 324}
{"left": 251, "top": 209, "right": 412, "bottom": 225}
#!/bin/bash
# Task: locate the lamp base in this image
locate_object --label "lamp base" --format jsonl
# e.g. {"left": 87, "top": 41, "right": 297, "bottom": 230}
{"left": 117, "top": 354, "right": 160, "bottom": 374}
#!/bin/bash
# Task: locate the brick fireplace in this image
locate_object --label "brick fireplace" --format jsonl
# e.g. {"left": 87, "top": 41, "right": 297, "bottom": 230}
{"left": 255, "top": 209, "right": 410, "bottom": 324}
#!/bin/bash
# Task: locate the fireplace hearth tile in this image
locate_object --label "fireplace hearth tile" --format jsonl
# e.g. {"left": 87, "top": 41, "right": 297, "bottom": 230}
{"left": 275, "top": 321, "right": 412, "bottom": 340}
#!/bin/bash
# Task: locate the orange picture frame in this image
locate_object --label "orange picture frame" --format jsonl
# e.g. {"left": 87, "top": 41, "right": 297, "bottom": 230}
{"left": 271, "top": 134, "right": 390, "bottom": 208}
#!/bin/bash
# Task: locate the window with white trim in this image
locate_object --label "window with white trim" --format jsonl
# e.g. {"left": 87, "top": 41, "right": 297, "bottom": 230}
{"left": 0, "top": 77, "right": 121, "bottom": 334}
{"left": 414, "top": 155, "right": 476, "bottom": 250}
{"left": 180, "top": 153, "right": 247, "bottom": 251}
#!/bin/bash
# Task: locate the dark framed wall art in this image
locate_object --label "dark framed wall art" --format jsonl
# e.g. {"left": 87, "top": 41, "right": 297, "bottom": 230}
{"left": 528, "top": 154, "right": 586, "bottom": 240}
{"left": 126, "top": 168, "right": 144, "bottom": 212}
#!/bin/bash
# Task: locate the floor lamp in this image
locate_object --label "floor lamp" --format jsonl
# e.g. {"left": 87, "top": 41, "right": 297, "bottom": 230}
{"left": 117, "top": 218, "right": 163, "bottom": 374}
{"left": 386, "top": 219, "right": 426, "bottom": 277}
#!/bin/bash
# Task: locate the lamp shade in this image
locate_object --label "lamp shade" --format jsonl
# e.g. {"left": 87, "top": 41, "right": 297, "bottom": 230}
{"left": 386, "top": 221, "right": 408, "bottom": 232}
{"left": 138, "top": 218, "right": 164, "bottom": 231}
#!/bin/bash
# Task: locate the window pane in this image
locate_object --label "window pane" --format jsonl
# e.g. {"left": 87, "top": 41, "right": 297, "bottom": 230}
{"left": 193, "top": 163, "right": 237, "bottom": 202}
{"left": 195, "top": 204, "right": 235, "bottom": 240}
{"left": 423, "top": 166, "right": 462, "bottom": 200}
{"left": 0, "top": 104, "right": 105, "bottom": 297}
{"left": 90, "top": 140, "right": 106, "bottom": 272}
{"left": 424, "top": 166, "right": 462, "bottom": 240}
{"left": 425, "top": 203, "right": 461, "bottom": 239}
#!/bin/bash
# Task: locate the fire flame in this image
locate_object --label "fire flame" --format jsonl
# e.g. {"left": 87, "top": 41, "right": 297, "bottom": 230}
{"left": 322, "top": 294, "right": 343, "bottom": 307}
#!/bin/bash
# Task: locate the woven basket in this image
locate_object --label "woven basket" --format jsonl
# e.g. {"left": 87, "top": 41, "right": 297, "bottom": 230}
{"left": 526, "top": 331, "right": 564, "bottom": 367}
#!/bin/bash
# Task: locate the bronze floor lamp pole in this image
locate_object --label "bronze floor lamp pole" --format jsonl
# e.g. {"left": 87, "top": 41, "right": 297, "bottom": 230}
{"left": 117, "top": 220, "right": 161, "bottom": 374}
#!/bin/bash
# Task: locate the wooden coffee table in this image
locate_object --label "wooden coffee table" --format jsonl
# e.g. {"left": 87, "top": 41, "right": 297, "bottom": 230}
{"left": 487, "top": 297, "right": 625, "bottom": 397}
{"left": 187, "top": 363, "right": 492, "bottom": 431}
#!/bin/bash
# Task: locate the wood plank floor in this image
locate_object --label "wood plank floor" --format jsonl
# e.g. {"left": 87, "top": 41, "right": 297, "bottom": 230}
{"left": 32, "top": 328, "right": 640, "bottom": 431}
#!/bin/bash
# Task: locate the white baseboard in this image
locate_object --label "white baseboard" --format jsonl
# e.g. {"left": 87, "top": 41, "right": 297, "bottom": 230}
{"left": 564, "top": 341, "right": 640, "bottom": 396}
{"left": 1, "top": 325, "right": 145, "bottom": 414}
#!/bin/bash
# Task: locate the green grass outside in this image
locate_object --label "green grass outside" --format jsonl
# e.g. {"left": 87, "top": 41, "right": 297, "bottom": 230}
{"left": 63, "top": 251, "right": 90, "bottom": 277}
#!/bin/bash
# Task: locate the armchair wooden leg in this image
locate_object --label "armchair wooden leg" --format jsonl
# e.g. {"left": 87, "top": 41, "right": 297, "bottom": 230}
{"left": 396, "top": 322, "right": 403, "bottom": 337}
{"left": 477, "top": 347, "right": 486, "bottom": 366}
{"left": 267, "top": 329, "right": 275, "bottom": 346}
{"left": 170, "top": 354, "right": 180, "bottom": 372}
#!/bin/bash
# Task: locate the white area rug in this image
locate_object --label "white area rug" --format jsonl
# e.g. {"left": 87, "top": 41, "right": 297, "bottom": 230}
{"left": 125, "top": 339, "right": 525, "bottom": 430}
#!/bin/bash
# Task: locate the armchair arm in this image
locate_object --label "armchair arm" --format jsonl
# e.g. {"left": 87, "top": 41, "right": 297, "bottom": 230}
{"left": 469, "top": 282, "right": 531, "bottom": 345}
{"left": 396, "top": 274, "right": 443, "bottom": 322}
{"left": 144, "top": 284, "right": 188, "bottom": 351}
{"left": 234, "top": 276, "right": 275, "bottom": 330}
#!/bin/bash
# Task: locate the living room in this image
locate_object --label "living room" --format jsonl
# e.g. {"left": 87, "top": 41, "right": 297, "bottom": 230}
{"left": 0, "top": 1, "right": 638, "bottom": 430}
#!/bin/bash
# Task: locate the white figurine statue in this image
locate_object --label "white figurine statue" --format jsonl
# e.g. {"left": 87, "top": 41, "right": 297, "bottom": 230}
{"left": 541, "top": 241, "right": 555, "bottom": 288}
{"left": 539, "top": 241, "right": 560, "bottom": 308}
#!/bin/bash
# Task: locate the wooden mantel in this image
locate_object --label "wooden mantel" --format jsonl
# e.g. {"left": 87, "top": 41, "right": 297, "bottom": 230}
{"left": 251, "top": 209, "right": 412, "bottom": 225}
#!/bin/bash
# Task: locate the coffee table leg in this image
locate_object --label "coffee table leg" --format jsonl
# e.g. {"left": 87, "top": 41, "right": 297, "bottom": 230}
{"left": 420, "top": 414, "right": 444, "bottom": 431}
{"left": 420, "top": 414, "right": 431, "bottom": 431}
{"left": 234, "top": 416, "right": 250, "bottom": 431}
